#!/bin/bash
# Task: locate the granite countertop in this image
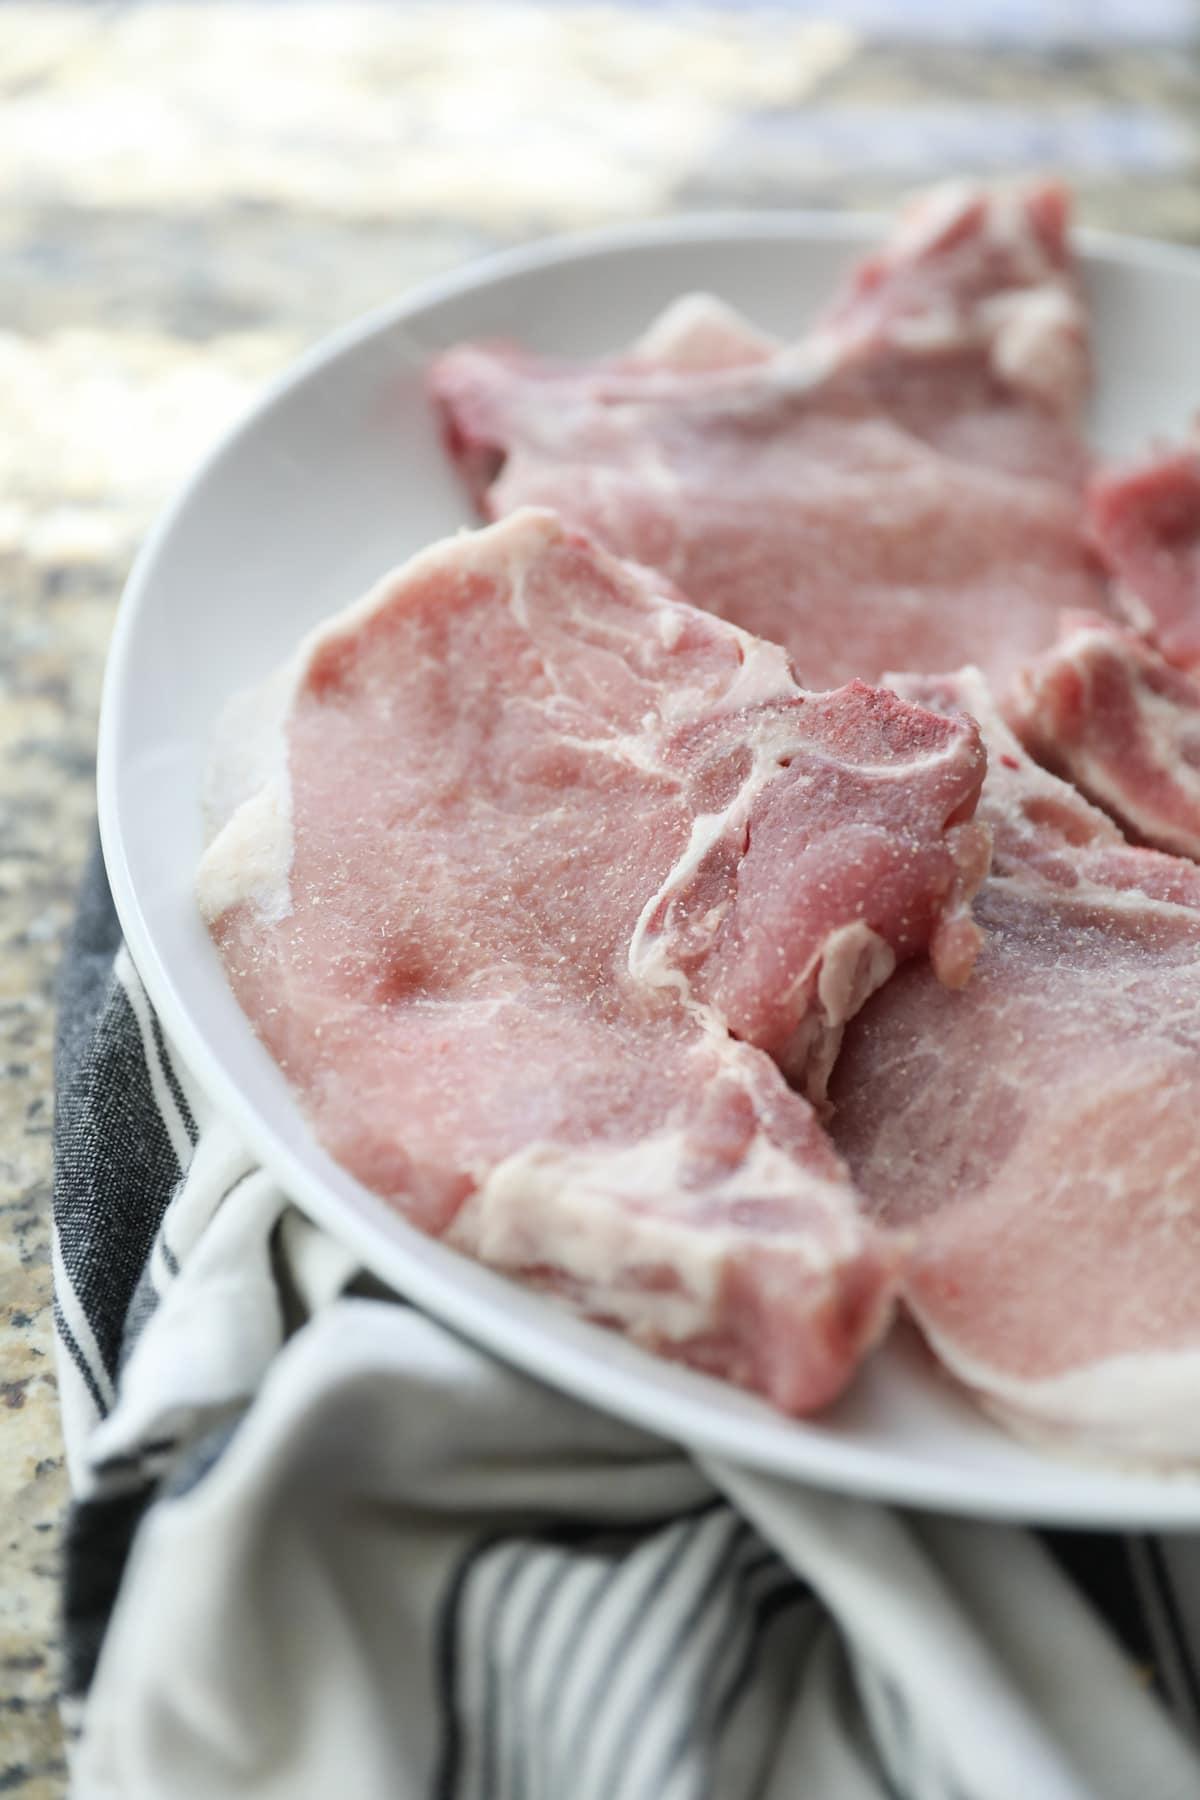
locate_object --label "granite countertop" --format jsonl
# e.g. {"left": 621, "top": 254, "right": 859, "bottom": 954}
{"left": 2, "top": 4, "right": 1198, "bottom": 1791}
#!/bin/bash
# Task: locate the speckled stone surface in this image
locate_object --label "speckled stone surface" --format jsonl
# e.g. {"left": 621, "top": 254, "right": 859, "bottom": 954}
{"left": 1, "top": 4, "right": 1197, "bottom": 1791}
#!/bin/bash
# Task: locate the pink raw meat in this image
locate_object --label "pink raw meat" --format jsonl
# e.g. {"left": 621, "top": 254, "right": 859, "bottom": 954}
{"left": 830, "top": 667, "right": 1200, "bottom": 1463}
{"left": 430, "top": 181, "right": 1109, "bottom": 691}
{"left": 1007, "top": 611, "right": 1200, "bottom": 862}
{"left": 1089, "top": 441, "right": 1200, "bottom": 672}
{"left": 198, "top": 508, "right": 990, "bottom": 1415}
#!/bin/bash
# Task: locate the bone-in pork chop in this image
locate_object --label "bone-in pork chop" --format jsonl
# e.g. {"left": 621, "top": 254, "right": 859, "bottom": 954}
{"left": 430, "top": 182, "right": 1109, "bottom": 691}
{"left": 1089, "top": 441, "right": 1200, "bottom": 673}
{"left": 199, "top": 509, "right": 989, "bottom": 1414}
{"left": 1007, "top": 612, "right": 1200, "bottom": 862}
{"left": 830, "top": 668, "right": 1200, "bottom": 1463}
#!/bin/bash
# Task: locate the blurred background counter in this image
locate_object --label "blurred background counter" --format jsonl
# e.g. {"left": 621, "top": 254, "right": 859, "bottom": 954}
{"left": 2, "top": 3, "right": 1198, "bottom": 1792}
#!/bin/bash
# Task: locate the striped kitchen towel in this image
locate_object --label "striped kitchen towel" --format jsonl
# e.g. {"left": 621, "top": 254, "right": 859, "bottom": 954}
{"left": 53, "top": 842, "right": 1200, "bottom": 1800}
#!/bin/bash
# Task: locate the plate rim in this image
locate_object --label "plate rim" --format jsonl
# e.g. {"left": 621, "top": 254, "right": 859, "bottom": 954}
{"left": 97, "top": 208, "right": 1200, "bottom": 1529}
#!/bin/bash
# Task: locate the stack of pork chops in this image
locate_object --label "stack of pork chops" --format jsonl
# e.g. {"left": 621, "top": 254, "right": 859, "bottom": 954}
{"left": 199, "top": 181, "right": 1200, "bottom": 1466}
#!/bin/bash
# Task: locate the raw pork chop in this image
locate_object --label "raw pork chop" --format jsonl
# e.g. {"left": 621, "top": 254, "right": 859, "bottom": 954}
{"left": 430, "top": 181, "right": 1109, "bottom": 691}
{"left": 830, "top": 667, "right": 1200, "bottom": 1463}
{"left": 1007, "top": 612, "right": 1200, "bottom": 861}
{"left": 199, "top": 508, "right": 990, "bottom": 1414}
{"left": 1089, "top": 440, "right": 1200, "bottom": 672}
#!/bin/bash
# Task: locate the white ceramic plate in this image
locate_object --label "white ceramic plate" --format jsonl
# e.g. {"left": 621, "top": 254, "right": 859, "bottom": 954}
{"left": 99, "top": 213, "right": 1200, "bottom": 1528}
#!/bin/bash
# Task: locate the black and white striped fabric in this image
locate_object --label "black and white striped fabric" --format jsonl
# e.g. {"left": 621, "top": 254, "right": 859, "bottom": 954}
{"left": 53, "top": 844, "right": 1200, "bottom": 1800}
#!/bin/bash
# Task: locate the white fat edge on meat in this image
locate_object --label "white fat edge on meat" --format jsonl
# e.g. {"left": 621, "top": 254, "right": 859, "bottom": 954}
{"left": 627, "top": 682, "right": 951, "bottom": 1096}
{"left": 1015, "top": 622, "right": 1200, "bottom": 851}
{"left": 892, "top": 667, "right": 1200, "bottom": 955}
{"left": 576, "top": 185, "right": 1079, "bottom": 429}
{"left": 888, "top": 177, "right": 982, "bottom": 262}
{"left": 780, "top": 922, "right": 898, "bottom": 1103}
{"left": 626, "top": 632, "right": 798, "bottom": 1007}
{"left": 630, "top": 304, "right": 840, "bottom": 405}
{"left": 983, "top": 182, "right": 1068, "bottom": 280}
{"left": 509, "top": 511, "right": 795, "bottom": 743}
{"left": 197, "top": 508, "right": 571, "bottom": 925}
{"left": 981, "top": 284, "right": 1084, "bottom": 412}
{"left": 865, "top": 275, "right": 1083, "bottom": 415}
{"left": 195, "top": 564, "right": 412, "bottom": 926}
{"left": 447, "top": 1096, "right": 868, "bottom": 1345}
{"left": 729, "top": 329, "right": 841, "bottom": 399}
{"left": 887, "top": 661, "right": 1095, "bottom": 818}
{"left": 196, "top": 659, "right": 302, "bottom": 926}
{"left": 1112, "top": 578, "right": 1160, "bottom": 642}
{"left": 900, "top": 669, "right": 1200, "bottom": 994}
{"left": 630, "top": 660, "right": 981, "bottom": 1018}
{"left": 887, "top": 666, "right": 1179, "bottom": 905}
{"left": 578, "top": 606, "right": 796, "bottom": 762}
{"left": 894, "top": 664, "right": 1200, "bottom": 918}
{"left": 632, "top": 292, "right": 781, "bottom": 370}
{"left": 986, "top": 869, "right": 1200, "bottom": 936}
{"left": 850, "top": 179, "right": 1086, "bottom": 409}
{"left": 889, "top": 178, "right": 1051, "bottom": 283}
{"left": 913, "top": 1311, "right": 1200, "bottom": 1469}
